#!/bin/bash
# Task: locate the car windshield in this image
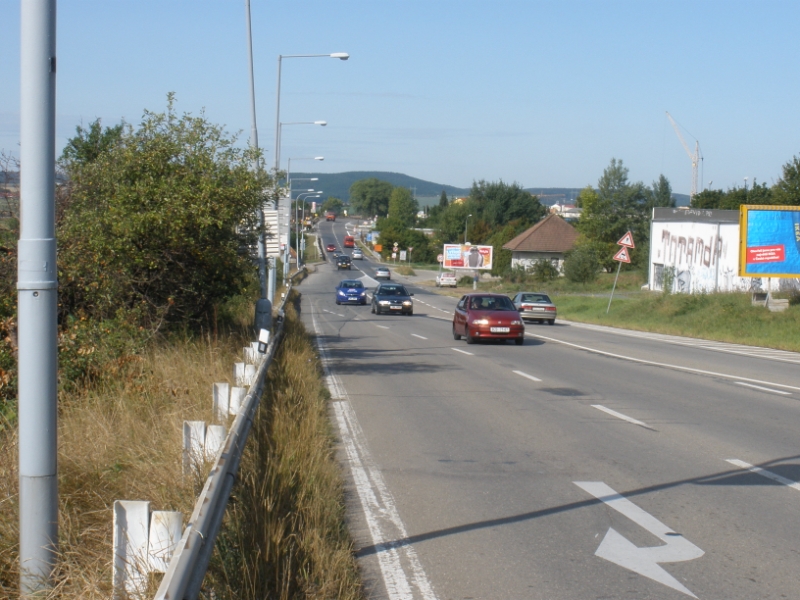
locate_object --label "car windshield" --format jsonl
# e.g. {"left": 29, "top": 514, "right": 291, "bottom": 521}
{"left": 340, "top": 281, "right": 363, "bottom": 289}
{"left": 520, "top": 294, "right": 551, "bottom": 303}
{"left": 377, "top": 286, "right": 407, "bottom": 296}
{"left": 469, "top": 296, "right": 515, "bottom": 310}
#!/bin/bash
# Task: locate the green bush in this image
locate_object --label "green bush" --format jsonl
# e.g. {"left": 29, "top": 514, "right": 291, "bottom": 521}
{"left": 564, "top": 246, "right": 600, "bottom": 283}
{"left": 532, "top": 259, "right": 559, "bottom": 283}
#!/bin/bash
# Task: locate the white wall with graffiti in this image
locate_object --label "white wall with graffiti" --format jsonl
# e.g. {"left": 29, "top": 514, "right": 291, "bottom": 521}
{"left": 648, "top": 208, "right": 800, "bottom": 293}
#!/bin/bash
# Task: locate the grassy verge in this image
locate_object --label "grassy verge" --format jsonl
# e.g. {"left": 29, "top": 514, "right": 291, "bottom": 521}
{"left": 204, "top": 292, "right": 363, "bottom": 599}
{"left": 394, "top": 265, "right": 416, "bottom": 276}
{"left": 555, "top": 292, "right": 800, "bottom": 351}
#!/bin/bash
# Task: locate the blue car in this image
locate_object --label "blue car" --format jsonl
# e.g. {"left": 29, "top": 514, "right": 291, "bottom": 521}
{"left": 336, "top": 279, "right": 368, "bottom": 305}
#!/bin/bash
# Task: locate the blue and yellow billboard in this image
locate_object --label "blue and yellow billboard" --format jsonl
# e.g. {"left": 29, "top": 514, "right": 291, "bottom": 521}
{"left": 739, "top": 205, "right": 800, "bottom": 277}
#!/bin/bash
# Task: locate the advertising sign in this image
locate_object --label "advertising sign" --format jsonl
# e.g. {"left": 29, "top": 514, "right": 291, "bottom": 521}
{"left": 442, "top": 244, "right": 493, "bottom": 270}
{"left": 739, "top": 205, "right": 800, "bottom": 277}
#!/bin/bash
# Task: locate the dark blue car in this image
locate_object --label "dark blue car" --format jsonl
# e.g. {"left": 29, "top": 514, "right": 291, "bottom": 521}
{"left": 335, "top": 279, "right": 367, "bottom": 305}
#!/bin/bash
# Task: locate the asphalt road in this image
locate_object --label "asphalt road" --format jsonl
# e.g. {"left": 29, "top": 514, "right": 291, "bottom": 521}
{"left": 300, "top": 219, "right": 800, "bottom": 600}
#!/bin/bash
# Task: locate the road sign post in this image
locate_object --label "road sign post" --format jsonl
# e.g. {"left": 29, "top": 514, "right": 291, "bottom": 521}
{"left": 607, "top": 233, "right": 634, "bottom": 314}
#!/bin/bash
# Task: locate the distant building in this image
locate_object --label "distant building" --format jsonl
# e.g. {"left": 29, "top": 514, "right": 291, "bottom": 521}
{"left": 503, "top": 214, "right": 579, "bottom": 272}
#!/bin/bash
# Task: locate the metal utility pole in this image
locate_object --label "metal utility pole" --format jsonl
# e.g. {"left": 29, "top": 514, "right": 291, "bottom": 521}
{"left": 19, "top": 0, "right": 58, "bottom": 594}
{"left": 244, "top": 0, "right": 268, "bottom": 300}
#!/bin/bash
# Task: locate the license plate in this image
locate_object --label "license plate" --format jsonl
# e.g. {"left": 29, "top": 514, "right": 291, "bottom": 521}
{"left": 390, "top": 305, "right": 402, "bottom": 310}
{"left": 490, "top": 327, "right": 510, "bottom": 333}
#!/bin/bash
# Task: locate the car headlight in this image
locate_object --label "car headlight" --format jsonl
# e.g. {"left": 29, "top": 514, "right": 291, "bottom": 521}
{"left": 511, "top": 320, "right": 522, "bottom": 325}
{"left": 472, "top": 319, "right": 489, "bottom": 325}
{"left": 359, "top": 291, "right": 366, "bottom": 296}
{"left": 379, "top": 300, "right": 390, "bottom": 305}
{"left": 337, "top": 290, "right": 346, "bottom": 295}
{"left": 402, "top": 301, "right": 412, "bottom": 306}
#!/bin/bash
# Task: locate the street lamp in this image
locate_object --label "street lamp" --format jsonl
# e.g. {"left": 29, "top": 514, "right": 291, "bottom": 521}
{"left": 269, "top": 51, "right": 347, "bottom": 301}
{"left": 283, "top": 157, "right": 324, "bottom": 279}
{"left": 278, "top": 121, "right": 326, "bottom": 164}
{"left": 464, "top": 214, "right": 472, "bottom": 244}
{"left": 274, "top": 53, "right": 348, "bottom": 175}
{"left": 295, "top": 192, "right": 321, "bottom": 268}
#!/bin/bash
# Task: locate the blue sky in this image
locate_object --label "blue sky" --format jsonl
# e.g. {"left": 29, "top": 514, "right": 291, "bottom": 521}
{"left": 2, "top": 1, "right": 799, "bottom": 196}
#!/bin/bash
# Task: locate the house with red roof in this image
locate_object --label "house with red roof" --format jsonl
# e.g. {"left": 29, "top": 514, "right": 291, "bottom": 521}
{"left": 502, "top": 214, "right": 579, "bottom": 272}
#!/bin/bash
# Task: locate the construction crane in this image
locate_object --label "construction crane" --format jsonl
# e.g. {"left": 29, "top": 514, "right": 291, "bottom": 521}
{"left": 666, "top": 111, "right": 702, "bottom": 200}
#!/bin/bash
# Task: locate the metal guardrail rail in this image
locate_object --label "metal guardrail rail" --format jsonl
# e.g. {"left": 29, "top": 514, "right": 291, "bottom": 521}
{"left": 154, "top": 274, "right": 301, "bottom": 599}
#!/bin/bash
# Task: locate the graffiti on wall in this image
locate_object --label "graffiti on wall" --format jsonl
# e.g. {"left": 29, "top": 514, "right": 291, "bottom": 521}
{"left": 651, "top": 221, "right": 800, "bottom": 293}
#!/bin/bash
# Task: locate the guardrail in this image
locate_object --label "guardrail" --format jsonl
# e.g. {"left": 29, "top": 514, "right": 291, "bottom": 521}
{"left": 153, "top": 272, "right": 302, "bottom": 600}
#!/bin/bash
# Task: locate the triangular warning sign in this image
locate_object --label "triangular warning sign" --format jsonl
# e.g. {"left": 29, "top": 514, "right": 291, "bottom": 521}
{"left": 613, "top": 246, "right": 631, "bottom": 263}
{"left": 617, "top": 231, "right": 635, "bottom": 248}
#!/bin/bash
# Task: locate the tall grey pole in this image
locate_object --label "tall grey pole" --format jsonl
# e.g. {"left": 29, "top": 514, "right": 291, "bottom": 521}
{"left": 19, "top": 0, "right": 59, "bottom": 595}
{"left": 268, "top": 56, "right": 283, "bottom": 303}
{"left": 244, "top": 0, "right": 268, "bottom": 300}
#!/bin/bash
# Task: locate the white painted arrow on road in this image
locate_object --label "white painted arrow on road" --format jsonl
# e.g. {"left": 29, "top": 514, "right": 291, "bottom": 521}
{"left": 574, "top": 481, "right": 704, "bottom": 598}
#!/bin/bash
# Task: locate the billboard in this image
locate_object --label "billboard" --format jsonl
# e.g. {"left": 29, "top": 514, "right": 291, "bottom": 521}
{"left": 739, "top": 205, "right": 800, "bottom": 277}
{"left": 443, "top": 244, "right": 493, "bottom": 270}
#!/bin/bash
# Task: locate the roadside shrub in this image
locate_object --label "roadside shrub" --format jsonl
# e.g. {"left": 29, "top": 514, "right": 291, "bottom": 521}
{"left": 532, "top": 259, "right": 559, "bottom": 283}
{"left": 564, "top": 246, "right": 600, "bottom": 284}
{"left": 458, "top": 275, "right": 474, "bottom": 286}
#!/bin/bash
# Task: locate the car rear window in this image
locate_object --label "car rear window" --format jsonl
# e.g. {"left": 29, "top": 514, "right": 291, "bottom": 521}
{"left": 340, "top": 281, "right": 363, "bottom": 288}
{"left": 521, "top": 294, "right": 551, "bottom": 303}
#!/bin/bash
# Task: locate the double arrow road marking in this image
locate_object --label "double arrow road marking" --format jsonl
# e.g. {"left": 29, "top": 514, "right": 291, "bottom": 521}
{"left": 575, "top": 481, "right": 704, "bottom": 598}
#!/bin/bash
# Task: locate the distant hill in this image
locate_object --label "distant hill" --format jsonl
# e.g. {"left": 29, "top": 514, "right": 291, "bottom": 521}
{"left": 291, "top": 171, "right": 469, "bottom": 203}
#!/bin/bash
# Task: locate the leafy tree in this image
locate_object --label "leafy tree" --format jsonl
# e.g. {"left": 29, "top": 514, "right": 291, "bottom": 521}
{"left": 321, "top": 196, "right": 344, "bottom": 215}
{"left": 772, "top": 156, "right": 800, "bottom": 205}
{"left": 387, "top": 187, "right": 418, "bottom": 227}
{"left": 439, "top": 190, "right": 449, "bottom": 208}
{"left": 485, "top": 220, "right": 528, "bottom": 276}
{"left": 436, "top": 200, "right": 471, "bottom": 243}
{"left": 577, "top": 159, "right": 650, "bottom": 270}
{"left": 469, "top": 180, "right": 546, "bottom": 227}
{"left": 532, "top": 259, "right": 559, "bottom": 283}
{"left": 691, "top": 181, "right": 772, "bottom": 209}
{"left": 374, "top": 216, "right": 434, "bottom": 262}
{"left": 349, "top": 178, "right": 393, "bottom": 217}
{"left": 647, "top": 174, "right": 675, "bottom": 209}
{"left": 58, "top": 94, "right": 267, "bottom": 327}
{"left": 60, "top": 119, "right": 124, "bottom": 168}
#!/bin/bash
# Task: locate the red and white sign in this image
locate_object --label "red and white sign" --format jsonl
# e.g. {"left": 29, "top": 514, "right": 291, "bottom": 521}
{"left": 613, "top": 246, "right": 631, "bottom": 263}
{"left": 746, "top": 244, "right": 785, "bottom": 264}
{"left": 617, "top": 231, "right": 635, "bottom": 248}
{"left": 437, "top": 254, "right": 444, "bottom": 263}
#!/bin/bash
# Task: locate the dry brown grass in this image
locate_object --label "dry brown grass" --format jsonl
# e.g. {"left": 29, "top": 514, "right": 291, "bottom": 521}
{"left": 204, "top": 295, "right": 363, "bottom": 599}
{"left": 0, "top": 328, "right": 247, "bottom": 598}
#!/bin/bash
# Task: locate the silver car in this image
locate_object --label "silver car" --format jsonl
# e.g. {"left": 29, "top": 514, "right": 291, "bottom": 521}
{"left": 352, "top": 248, "right": 364, "bottom": 260}
{"left": 511, "top": 292, "right": 557, "bottom": 324}
{"left": 375, "top": 267, "right": 391, "bottom": 280}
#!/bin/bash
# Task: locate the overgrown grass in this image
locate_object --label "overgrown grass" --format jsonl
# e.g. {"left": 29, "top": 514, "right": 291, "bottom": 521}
{"left": 0, "top": 328, "right": 245, "bottom": 597}
{"left": 555, "top": 292, "right": 800, "bottom": 351}
{"left": 205, "top": 293, "right": 363, "bottom": 599}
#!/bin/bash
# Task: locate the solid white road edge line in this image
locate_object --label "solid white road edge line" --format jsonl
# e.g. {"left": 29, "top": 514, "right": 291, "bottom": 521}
{"left": 451, "top": 348, "right": 474, "bottom": 355}
{"left": 591, "top": 404, "right": 655, "bottom": 431}
{"left": 528, "top": 332, "right": 800, "bottom": 392}
{"left": 725, "top": 459, "right": 800, "bottom": 492}
{"left": 311, "top": 306, "right": 438, "bottom": 600}
{"left": 411, "top": 334, "right": 428, "bottom": 340}
{"left": 512, "top": 370, "right": 542, "bottom": 382}
{"left": 376, "top": 325, "right": 390, "bottom": 329}
{"left": 733, "top": 381, "right": 792, "bottom": 396}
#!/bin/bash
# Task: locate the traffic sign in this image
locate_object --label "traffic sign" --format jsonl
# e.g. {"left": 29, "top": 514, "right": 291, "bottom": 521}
{"left": 437, "top": 254, "right": 444, "bottom": 263}
{"left": 616, "top": 231, "right": 635, "bottom": 248}
{"left": 613, "top": 246, "right": 631, "bottom": 263}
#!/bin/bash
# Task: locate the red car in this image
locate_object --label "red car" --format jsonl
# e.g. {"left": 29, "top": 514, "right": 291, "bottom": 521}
{"left": 326, "top": 244, "right": 336, "bottom": 252}
{"left": 452, "top": 293, "right": 525, "bottom": 345}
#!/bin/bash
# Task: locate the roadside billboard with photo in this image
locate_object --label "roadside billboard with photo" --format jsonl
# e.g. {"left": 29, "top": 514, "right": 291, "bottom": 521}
{"left": 739, "top": 205, "right": 800, "bottom": 277}
{"left": 443, "top": 244, "right": 493, "bottom": 270}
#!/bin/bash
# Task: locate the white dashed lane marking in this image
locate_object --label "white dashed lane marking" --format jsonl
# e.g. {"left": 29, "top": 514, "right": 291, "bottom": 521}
{"left": 451, "top": 348, "right": 474, "bottom": 356}
{"left": 411, "top": 334, "right": 428, "bottom": 340}
{"left": 734, "top": 381, "right": 791, "bottom": 396}
{"left": 726, "top": 459, "right": 800, "bottom": 492}
{"left": 513, "top": 370, "right": 542, "bottom": 383}
{"left": 592, "top": 405, "right": 655, "bottom": 431}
